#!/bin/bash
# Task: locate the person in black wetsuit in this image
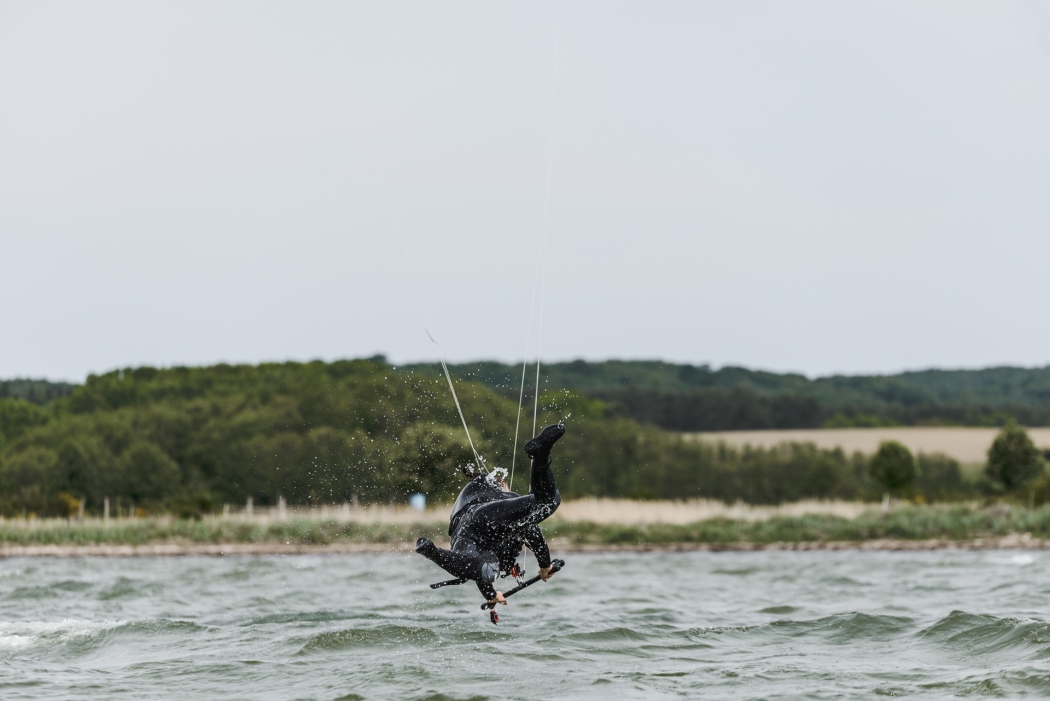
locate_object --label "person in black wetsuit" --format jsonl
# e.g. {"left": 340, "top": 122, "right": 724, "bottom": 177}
{"left": 415, "top": 423, "right": 565, "bottom": 606}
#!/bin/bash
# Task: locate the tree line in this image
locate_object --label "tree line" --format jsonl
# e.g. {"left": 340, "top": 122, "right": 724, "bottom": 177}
{"left": 0, "top": 360, "right": 1046, "bottom": 518}
{"left": 404, "top": 360, "right": 1050, "bottom": 430}
{"left": 0, "top": 379, "right": 76, "bottom": 406}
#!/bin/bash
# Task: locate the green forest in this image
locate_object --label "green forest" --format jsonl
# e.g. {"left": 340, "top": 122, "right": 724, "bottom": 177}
{"left": 1, "top": 359, "right": 1049, "bottom": 517}
{"left": 403, "top": 360, "right": 1050, "bottom": 430}
{"left": 0, "top": 379, "right": 76, "bottom": 406}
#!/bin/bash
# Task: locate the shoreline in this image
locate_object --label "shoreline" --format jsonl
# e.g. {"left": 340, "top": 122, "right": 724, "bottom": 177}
{"left": 1, "top": 533, "right": 1047, "bottom": 558}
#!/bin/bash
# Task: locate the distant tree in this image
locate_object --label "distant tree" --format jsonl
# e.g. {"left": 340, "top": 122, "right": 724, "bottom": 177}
{"left": 868, "top": 441, "right": 917, "bottom": 498}
{"left": 985, "top": 422, "right": 1044, "bottom": 491}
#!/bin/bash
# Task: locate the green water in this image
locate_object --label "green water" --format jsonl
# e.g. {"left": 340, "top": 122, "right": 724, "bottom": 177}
{"left": 2, "top": 550, "right": 1049, "bottom": 699}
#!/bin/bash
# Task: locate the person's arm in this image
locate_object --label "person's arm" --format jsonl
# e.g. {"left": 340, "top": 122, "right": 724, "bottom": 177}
{"left": 523, "top": 525, "right": 554, "bottom": 581}
{"left": 474, "top": 576, "right": 499, "bottom": 600}
{"left": 475, "top": 562, "right": 504, "bottom": 604}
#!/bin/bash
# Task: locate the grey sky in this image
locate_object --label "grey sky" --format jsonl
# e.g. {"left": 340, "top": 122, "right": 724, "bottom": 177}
{"left": 2, "top": 1, "right": 1049, "bottom": 381}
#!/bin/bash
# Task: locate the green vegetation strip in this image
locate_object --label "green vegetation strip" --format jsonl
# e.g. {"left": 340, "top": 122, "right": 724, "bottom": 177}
{"left": 543, "top": 506, "right": 1050, "bottom": 544}
{"left": 0, "top": 519, "right": 447, "bottom": 547}
{"left": 4, "top": 506, "right": 1050, "bottom": 547}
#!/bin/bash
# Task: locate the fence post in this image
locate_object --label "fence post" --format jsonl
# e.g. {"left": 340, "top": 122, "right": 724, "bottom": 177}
{"left": 246, "top": 497, "right": 253, "bottom": 517}
{"left": 104, "top": 497, "right": 110, "bottom": 524}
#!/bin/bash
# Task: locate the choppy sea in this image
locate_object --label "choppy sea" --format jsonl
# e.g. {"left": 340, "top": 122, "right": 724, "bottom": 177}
{"left": 2, "top": 549, "right": 1049, "bottom": 699}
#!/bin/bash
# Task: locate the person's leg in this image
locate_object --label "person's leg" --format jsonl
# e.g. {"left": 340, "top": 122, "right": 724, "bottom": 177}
{"left": 469, "top": 467, "right": 561, "bottom": 532}
{"left": 416, "top": 535, "right": 500, "bottom": 599}
{"left": 528, "top": 456, "right": 560, "bottom": 511}
{"left": 429, "top": 423, "right": 565, "bottom": 550}
{"left": 523, "top": 423, "right": 564, "bottom": 506}
{"left": 468, "top": 424, "right": 565, "bottom": 531}
{"left": 415, "top": 536, "right": 495, "bottom": 582}
{"left": 469, "top": 494, "right": 536, "bottom": 531}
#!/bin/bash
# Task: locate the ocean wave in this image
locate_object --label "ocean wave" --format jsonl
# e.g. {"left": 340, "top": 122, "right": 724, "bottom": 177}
{"left": 917, "top": 610, "right": 1050, "bottom": 657}
{"left": 782, "top": 612, "right": 916, "bottom": 642}
{"left": 248, "top": 610, "right": 374, "bottom": 626}
{"left": 119, "top": 619, "right": 208, "bottom": 635}
{"left": 557, "top": 626, "right": 654, "bottom": 643}
{"left": 0, "top": 619, "right": 127, "bottom": 651}
{"left": 299, "top": 624, "right": 439, "bottom": 652}
{"left": 712, "top": 567, "right": 759, "bottom": 576}
{"left": 687, "top": 612, "right": 916, "bottom": 645}
{"left": 696, "top": 608, "right": 1050, "bottom": 662}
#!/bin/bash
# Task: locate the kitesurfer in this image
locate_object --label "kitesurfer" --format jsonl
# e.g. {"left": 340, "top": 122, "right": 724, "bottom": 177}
{"left": 415, "top": 423, "right": 565, "bottom": 606}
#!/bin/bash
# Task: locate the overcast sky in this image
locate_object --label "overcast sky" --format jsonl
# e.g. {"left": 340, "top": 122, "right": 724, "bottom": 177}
{"left": 3, "top": 1, "right": 1049, "bottom": 381}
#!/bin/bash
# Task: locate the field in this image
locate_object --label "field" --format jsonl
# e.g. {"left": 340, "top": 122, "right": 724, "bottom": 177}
{"left": 554, "top": 497, "right": 868, "bottom": 523}
{"left": 686, "top": 426, "right": 1050, "bottom": 465}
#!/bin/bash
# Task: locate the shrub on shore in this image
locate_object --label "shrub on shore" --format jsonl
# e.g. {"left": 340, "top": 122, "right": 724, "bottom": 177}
{"left": 985, "top": 422, "right": 1046, "bottom": 494}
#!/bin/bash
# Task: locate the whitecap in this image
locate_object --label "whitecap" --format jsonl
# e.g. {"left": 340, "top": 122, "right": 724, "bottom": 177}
{"left": 0, "top": 619, "right": 126, "bottom": 650}
{"left": 1009, "top": 554, "right": 1035, "bottom": 566}
{"left": 0, "top": 634, "right": 32, "bottom": 649}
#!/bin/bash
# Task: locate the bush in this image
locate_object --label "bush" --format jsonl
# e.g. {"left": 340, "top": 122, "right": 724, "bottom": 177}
{"left": 986, "top": 422, "right": 1045, "bottom": 492}
{"left": 868, "top": 441, "right": 917, "bottom": 496}
{"left": 57, "top": 492, "right": 82, "bottom": 518}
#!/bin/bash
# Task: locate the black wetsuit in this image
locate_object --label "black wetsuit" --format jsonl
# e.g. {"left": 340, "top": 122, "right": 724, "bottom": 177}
{"left": 419, "top": 456, "right": 561, "bottom": 600}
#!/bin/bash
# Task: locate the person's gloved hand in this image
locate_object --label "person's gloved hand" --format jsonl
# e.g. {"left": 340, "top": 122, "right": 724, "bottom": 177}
{"left": 488, "top": 591, "right": 507, "bottom": 605}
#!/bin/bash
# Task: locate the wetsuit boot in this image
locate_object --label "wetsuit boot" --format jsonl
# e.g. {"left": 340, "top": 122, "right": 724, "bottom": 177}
{"left": 524, "top": 424, "right": 564, "bottom": 516}
{"left": 524, "top": 423, "right": 565, "bottom": 464}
